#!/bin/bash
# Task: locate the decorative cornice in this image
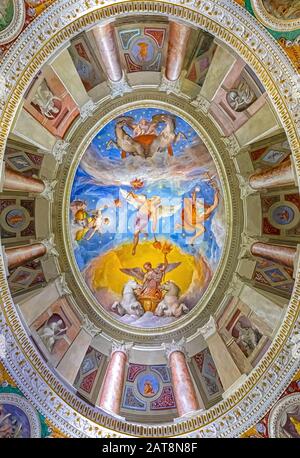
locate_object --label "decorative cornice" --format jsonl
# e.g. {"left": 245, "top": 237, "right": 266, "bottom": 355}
{"left": 199, "top": 316, "right": 217, "bottom": 340}
{"left": 291, "top": 75, "right": 300, "bottom": 100}
{"left": 159, "top": 69, "right": 188, "bottom": 98}
{"left": 221, "top": 135, "right": 242, "bottom": 159}
{"left": 40, "top": 234, "right": 59, "bottom": 258}
{"left": 0, "top": 74, "right": 8, "bottom": 106}
{"left": 0, "top": 332, "right": 5, "bottom": 359}
{"left": 190, "top": 93, "right": 210, "bottom": 114}
{"left": 50, "top": 139, "right": 70, "bottom": 165}
{"left": 225, "top": 273, "right": 244, "bottom": 298}
{"left": 0, "top": 0, "right": 298, "bottom": 440}
{"left": 238, "top": 232, "right": 258, "bottom": 260}
{"left": 236, "top": 173, "right": 258, "bottom": 199}
{"left": 55, "top": 273, "right": 72, "bottom": 297}
{"left": 81, "top": 315, "right": 101, "bottom": 338}
{"left": 79, "top": 99, "right": 97, "bottom": 121}
{"left": 40, "top": 180, "right": 57, "bottom": 202}
{"left": 290, "top": 333, "right": 300, "bottom": 360}
{"left": 108, "top": 71, "right": 132, "bottom": 99}
{"left": 163, "top": 337, "right": 188, "bottom": 360}
{"left": 111, "top": 340, "right": 132, "bottom": 358}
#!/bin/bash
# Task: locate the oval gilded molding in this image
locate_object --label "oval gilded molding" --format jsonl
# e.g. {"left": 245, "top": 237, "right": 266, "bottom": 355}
{"left": 0, "top": 392, "right": 42, "bottom": 438}
{"left": 268, "top": 392, "right": 300, "bottom": 438}
{"left": 251, "top": 0, "right": 300, "bottom": 32}
{"left": 55, "top": 94, "right": 239, "bottom": 342}
{"left": 0, "top": 0, "right": 299, "bottom": 438}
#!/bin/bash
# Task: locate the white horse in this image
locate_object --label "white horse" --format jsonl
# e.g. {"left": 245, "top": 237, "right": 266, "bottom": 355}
{"left": 155, "top": 281, "right": 188, "bottom": 318}
{"left": 148, "top": 114, "right": 186, "bottom": 157}
{"left": 112, "top": 280, "right": 144, "bottom": 317}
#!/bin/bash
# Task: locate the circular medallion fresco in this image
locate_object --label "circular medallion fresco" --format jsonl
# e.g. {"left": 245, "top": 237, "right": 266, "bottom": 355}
{"left": 268, "top": 392, "right": 300, "bottom": 438}
{"left": 269, "top": 201, "right": 299, "bottom": 230}
{"left": 0, "top": 0, "right": 25, "bottom": 45}
{"left": 262, "top": 0, "right": 300, "bottom": 20}
{"left": 0, "top": 205, "right": 30, "bottom": 233}
{"left": 137, "top": 373, "right": 160, "bottom": 398}
{"left": 272, "top": 205, "right": 295, "bottom": 225}
{"left": 131, "top": 36, "right": 156, "bottom": 65}
{"left": 0, "top": 1, "right": 14, "bottom": 32}
{"left": 0, "top": 393, "right": 41, "bottom": 438}
{"left": 251, "top": 0, "right": 300, "bottom": 31}
{"left": 5, "top": 208, "right": 27, "bottom": 230}
{"left": 69, "top": 107, "right": 226, "bottom": 329}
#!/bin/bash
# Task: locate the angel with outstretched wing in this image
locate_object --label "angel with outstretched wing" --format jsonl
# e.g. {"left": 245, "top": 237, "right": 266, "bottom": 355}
{"left": 120, "top": 261, "right": 181, "bottom": 300}
{"left": 120, "top": 267, "right": 145, "bottom": 282}
{"left": 120, "top": 189, "right": 181, "bottom": 255}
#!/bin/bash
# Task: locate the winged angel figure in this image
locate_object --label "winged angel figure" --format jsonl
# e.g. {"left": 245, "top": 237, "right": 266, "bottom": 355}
{"left": 120, "top": 260, "right": 181, "bottom": 301}
{"left": 120, "top": 189, "right": 181, "bottom": 255}
{"left": 112, "top": 260, "right": 182, "bottom": 316}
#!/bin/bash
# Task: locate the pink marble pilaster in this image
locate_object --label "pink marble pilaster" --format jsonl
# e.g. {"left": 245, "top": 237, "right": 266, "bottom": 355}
{"left": 168, "top": 350, "right": 200, "bottom": 417}
{"left": 165, "top": 21, "right": 191, "bottom": 82}
{"left": 6, "top": 243, "right": 47, "bottom": 269}
{"left": 4, "top": 166, "right": 45, "bottom": 193}
{"left": 251, "top": 242, "right": 296, "bottom": 268}
{"left": 249, "top": 157, "right": 295, "bottom": 190}
{"left": 98, "top": 349, "right": 127, "bottom": 415}
{"left": 92, "top": 23, "right": 122, "bottom": 82}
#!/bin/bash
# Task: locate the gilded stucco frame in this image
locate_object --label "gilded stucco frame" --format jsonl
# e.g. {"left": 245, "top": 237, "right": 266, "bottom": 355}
{"left": 0, "top": 0, "right": 26, "bottom": 45}
{"left": 55, "top": 94, "right": 239, "bottom": 342}
{"left": 250, "top": 0, "right": 300, "bottom": 32}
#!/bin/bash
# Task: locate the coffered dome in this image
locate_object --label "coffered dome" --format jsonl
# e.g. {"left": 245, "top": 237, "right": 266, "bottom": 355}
{"left": 0, "top": 0, "right": 299, "bottom": 439}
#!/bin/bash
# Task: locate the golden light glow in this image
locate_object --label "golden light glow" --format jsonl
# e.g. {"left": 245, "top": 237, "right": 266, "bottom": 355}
{"left": 89, "top": 240, "right": 204, "bottom": 295}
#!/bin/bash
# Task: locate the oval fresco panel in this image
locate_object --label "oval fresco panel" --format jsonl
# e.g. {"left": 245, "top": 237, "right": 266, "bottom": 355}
{"left": 0, "top": 0, "right": 25, "bottom": 45}
{"left": 272, "top": 205, "right": 295, "bottom": 225}
{"left": 0, "top": 393, "right": 41, "bottom": 438}
{"left": 261, "top": 0, "right": 300, "bottom": 21}
{"left": 5, "top": 208, "right": 27, "bottom": 230}
{"left": 69, "top": 108, "right": 226, "bottom": 328}
{"left": 137, "top": 373, "right": 160, "bottom": 398}
{"left": 0, "top": 1, "right": 14, "bottom": 32}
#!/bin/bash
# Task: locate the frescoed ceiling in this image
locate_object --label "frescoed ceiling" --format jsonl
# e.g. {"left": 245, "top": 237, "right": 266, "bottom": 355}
{"left": 0, "top": 0, "right": 299, "bottom": 439}
{"left": 69, "top": 107, "right": 225, "bottom": 330}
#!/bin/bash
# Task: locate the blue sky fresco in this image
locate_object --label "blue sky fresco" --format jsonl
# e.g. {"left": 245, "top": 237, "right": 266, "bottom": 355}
{"left": 70, "top": 108, "right": 223, "bottom": 271}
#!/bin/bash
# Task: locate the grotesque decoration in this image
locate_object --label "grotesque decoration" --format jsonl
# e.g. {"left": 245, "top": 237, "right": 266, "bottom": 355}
{"left": 235, "top": 320, "right": 262, "bottom": 357}
{"left": 226, "top": 80, "right": 256, "bottom": 112}
{"left": 37, "top": 316, "right": 67, "bottom": 353}
{"left": 32, "top": 80, "right": 62, "bottom": 120}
